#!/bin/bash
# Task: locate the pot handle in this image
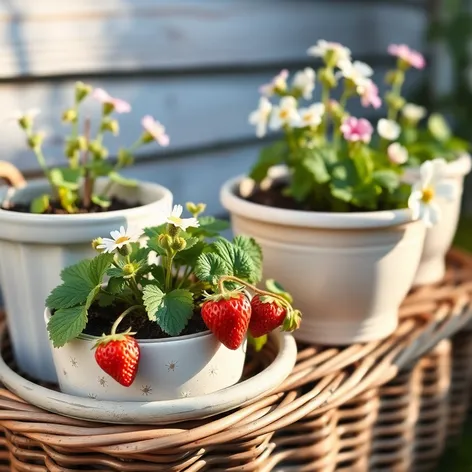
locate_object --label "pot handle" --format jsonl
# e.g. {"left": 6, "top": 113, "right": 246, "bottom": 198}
{"left": 0, "top": 161, "right": 26, "bottom": 188}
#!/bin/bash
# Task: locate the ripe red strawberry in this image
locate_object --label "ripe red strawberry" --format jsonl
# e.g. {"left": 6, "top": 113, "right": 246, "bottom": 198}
{"left": 94, "top": 335, "right": 140, "bottom": 387}
{"left": 249, "top": 295, "right": 287, "bottom": 338}
{"left": 201, "top": 293, "right": 251, "bottom": 350}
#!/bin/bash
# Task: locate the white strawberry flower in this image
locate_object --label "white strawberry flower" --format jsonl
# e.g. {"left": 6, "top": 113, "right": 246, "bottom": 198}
{"left": 307, "top": 40, "right": 351, "bottom": 64}
{"left": 387, "top": 143, "right": 408, "bottom": 165}
{"left": 259, "top": 70, "right": 289, "bottom": 97}
{"left": 402, "top": 103, "right": 427, "bottom": 123}
{"left": 249, "top": 97, "right": 273, "bottom": 138}
{"left": 336, "top": 59, "right": 373, "bottom": 89}
{"left": 166, "top": 204, "right": 200, "bottom": 230}
{"left": 292, "top": 68, "right": 316, "bottom": 100}
{"left": 295, "top": 103, "right": 325, "bottom": 129}
{"left": 377, "top": 118, "right": 401, "bottom": 141}
{"left": 96, "top": 226, "right": 141, "bottom": 254}
{"left": 408, "top": 159, "right": 456, "bottom": 228}
{"left": 270, "top": 96, "right": 300, "bottom": 130}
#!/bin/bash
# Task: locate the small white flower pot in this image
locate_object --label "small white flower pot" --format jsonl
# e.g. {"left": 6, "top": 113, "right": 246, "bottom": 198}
{"left": 221, "top": 172, "right": 425, "bottom": 345}
{"left": 404, "top": 154, "right": 471, "bottom": 286}
{"left": 44, "top": 309, "right": 247, "bottom": 401}
{"left": 0, "top": 179, "right": 172, "bottom": 382}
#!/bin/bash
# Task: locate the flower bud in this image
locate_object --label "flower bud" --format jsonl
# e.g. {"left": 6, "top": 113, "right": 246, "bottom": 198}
{"left": 76, "top": 136, "right": 88, "bottom": 151}
{"left": 89, "top": 140, "right": 108, "bottom": 160}
{"left": 118, "top": 149, "right": 134, "bottom": 167}
{"left": 92, "top": 237, "right": 104, "bottom": 253}
{"left": 171, "top": 237, "right": 187, "bottom": 252}
{"left": 324, "top": 50, "right": 338, "bottom": 68}
{"left": 385, "top": 92, "right": 406, "bottom": 112}
{"left": 101, "top": 117, "right": 119, "bottom": 135}
{"left": 158, "top": 234, "right": 173, "bottom": 251}
{"left": 75, "top": 81, "right": 93, "bottom": 103}
{"left": 319, "top": 67, "right": 337, "bottom": 88}
{"left": 186, "top": 201, "right": 206, "bottom": 217}
{"left": 62, "top": 108, "right": 78, "bottom": 123}
{"left": 27, "top": 133, "right": 45, "bottom": 151}
{"left": 123, "top": 263, "right": 136, "bottom": 277}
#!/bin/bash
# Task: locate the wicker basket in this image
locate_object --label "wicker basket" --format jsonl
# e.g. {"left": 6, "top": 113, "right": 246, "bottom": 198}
{"left": 0, "top": 250, "right": 471, "bottom": 471}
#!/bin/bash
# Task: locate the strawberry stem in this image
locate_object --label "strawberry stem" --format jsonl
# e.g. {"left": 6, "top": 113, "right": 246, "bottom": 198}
{"left": 217, "top": 275, "right": 291, "bottom": 310}
{"left": 111, "top": 305, "right": 141, "bottom": 336}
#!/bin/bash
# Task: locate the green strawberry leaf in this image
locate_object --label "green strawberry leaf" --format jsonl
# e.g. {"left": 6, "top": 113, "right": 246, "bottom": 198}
{"left": 108, "top": 171, "right": 138, "bottom": 188}
{"left": 46, "top": 254, "right": 113, "bottom": 309}
{"left": 372, "top": 170, "right": 400, "bottom": 194}
{"left": 143, "top": 286, "right": 194, "bottom": 336}
{"left": 47, "top": 305, "right": 88, "bottom": 348}
{"left": 174, "top": 240, "right": 207, "bottom": 267}
{"left": 50, "top": 168, "right": 81, "bottom": 191}
{"left": 91, "top": 194, "right": 111, "bottom": 209}
{"left": 107, "top": 277, "right": 125, "bottom": 294}
{"left": 30, "top": 194, "right": 50, "bottom": 214}
{"left": 212, "top": 238, "right": 255, "bottom": 282}
{"left": 249, "top": 141, "right": 287, "bottom": 182}
{"left": 233, "top": 236, "right": 263, "bottom": 283}
{"left": 303, "top": 150, "right": 330, "bottom": 184}
{"left": 195, "top": 253, "right": 228, "bottom": 285}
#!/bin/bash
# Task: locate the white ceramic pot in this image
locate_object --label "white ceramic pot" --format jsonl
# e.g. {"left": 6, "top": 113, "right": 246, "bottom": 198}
{"left": 221, "top": 174, "right": 425, "bottom": 345}
{"left": 0, "top": 179, "right": 172, "bottom": 382}
{"left": 404, "top": 154, "right": 471, "bottom": 286}
{"left": 44, "top": 309, "right": 247, "bottom": 402}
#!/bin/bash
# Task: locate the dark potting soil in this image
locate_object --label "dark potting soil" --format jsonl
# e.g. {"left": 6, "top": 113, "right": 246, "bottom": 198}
{"left": 82, "top": 302, "right": 208, "bottom": 340}
{"left": 4, "top": 197, "right": 140, "bottom": 215}
{"left": 245, "top": 181, "right": 313, "bottom": 211}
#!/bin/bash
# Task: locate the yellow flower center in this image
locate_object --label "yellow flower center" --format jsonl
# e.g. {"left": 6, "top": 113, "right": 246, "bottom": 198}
{"left": 303, "top": 113, "right": 312, "bottom": 122}
{"left": 115, "top": 236, "right": 130, "bottom": 244}
{"left": 279, "top": 109, "right": 289, "bottom": 120}
{"left": 168, "top": 216, "right": 182, "bottom": 225}
{"left": 421, "top": 187, "right": 435, "bottom": 203}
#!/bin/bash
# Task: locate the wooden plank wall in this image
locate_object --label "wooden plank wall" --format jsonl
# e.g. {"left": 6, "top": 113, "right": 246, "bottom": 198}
{"left": 0, "top": 0, "right": 429, "bottom": 216}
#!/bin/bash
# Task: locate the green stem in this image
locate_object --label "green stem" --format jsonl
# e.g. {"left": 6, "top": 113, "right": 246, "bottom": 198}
{"left": 164, "top": 252, "right": 175, "bottom": 292}
{"left": 217, "top": 275, "right": 291, "bottom": 309}
{"left": 176, "top": 265, "right": 193, "bottom": 289}
{"left": 333, "top": 86, "right": 351, "bottom": 149}
{"left": 111, "top": 305, "right": 141, "bottom": 335}
{"left": 387, "top": 70, "right": 405, "bottom": 122}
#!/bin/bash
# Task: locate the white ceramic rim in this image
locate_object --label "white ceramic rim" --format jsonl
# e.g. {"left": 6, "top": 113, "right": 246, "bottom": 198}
{"left": 0, "top": 321, "right": 297, "bottom": 425}
{"left": 44, "top": 308, "right": 212, "bottom": 344}
{"left": 220, "top": 172, "right": 415, "bottom": 229}
{"left": 0, "top": 178, "right": 173, "bottom": 225}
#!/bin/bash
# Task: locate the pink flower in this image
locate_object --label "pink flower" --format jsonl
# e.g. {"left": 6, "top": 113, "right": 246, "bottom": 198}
{"left": 141, "top": 115, "right": 170, "bottom": 146}
{"left": 358, "top": 79, "right": 382, "bottom": 109}
{"left": 92, "top": 88, "right": 131, "bottom": 114}
{"left": 259, "top": 69, "right": 289, "bottom": 96}
{"left": 340, "top": 117, "right": 373, "bottom": 144}
{"left": 387, "top": 44, "right": 426, "bottom": 70}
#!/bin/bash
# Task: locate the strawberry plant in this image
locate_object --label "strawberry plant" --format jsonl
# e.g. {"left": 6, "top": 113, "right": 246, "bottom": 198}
{"left": 46, "top": 202, "right": 301, "bottom": 386}
{"left": 13, "top": 82, "right": 170, "bottom": 214}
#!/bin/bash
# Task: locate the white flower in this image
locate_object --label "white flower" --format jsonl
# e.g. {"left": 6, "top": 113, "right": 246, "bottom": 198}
{"left": 259, "top": 70, "right": 289, "bottom": 97}
{"left": 402, "top": 103, "right": 427, "bottom": 123}
{"left": 307, "top": 40, "right": 351, "bottom": 64}
{"left": 377, "top": 118, "right": 401, "bottom": 141}
{"left": 292, "top": 68, "right": 316, "bottom": 100}
{"left": 295, "top": 103, "right": 325, "bottom": 128}
{"left": 269, "top": 96, "right": 300, "bottom": 130}
{"left": 387, "top": 143, "right": 408, "bottom": 165}
{"left": 166, "top": 205, "right": 199, "bottom": 230}
{"left": 408, "top": 159, "right": 457, "bottom": 228}
{"left": 336, "top": 60, "right": 373, "bottom": 89}
{"left": 249, "top": 97, "right": 273, "bottom": 138}
{"left": 96, "top": 226, "right": 141, "bottom": 254}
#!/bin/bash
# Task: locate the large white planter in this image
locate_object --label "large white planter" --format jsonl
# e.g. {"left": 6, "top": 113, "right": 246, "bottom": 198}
{"left": 44, "top": 309, "right": 246, "bottom": 402}
{"left": 0, "top": 179, "right": 172, "bottom": 382}
{"left": 221, "top": 174, "right": 425, "bottom": 345}
{"left": 404, "top": 154, "right": 471, "bottom": 286}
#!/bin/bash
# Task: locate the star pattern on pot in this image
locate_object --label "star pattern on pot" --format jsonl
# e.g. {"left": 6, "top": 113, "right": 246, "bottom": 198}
{"left": 209, "top": 366, "right": 218, "bottom": 376}
{"left": 181, "top": 390, "right": 191, "bottom": 398}
{"left": 166, "top": 360, "right": 178, "bottom": 372}
{"left": 88, "top": 393, "right": 97, "bottom": 399}
{"left": 98, "top": 376, "right": 107, "bottom": 387}
{"left": 70, "top": 357, "right": 78, "bottom": 368}
{"left": 141, "top": 385, "right": 152, "bottom": 396}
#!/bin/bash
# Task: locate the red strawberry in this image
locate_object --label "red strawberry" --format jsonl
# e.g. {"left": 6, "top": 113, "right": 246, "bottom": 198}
{"left": 249, "top": 295, "right": 287, "bottom": 338}
{"left": 94, "top": 335, "right": 140, "bottom": 387}
{"left": 201, "top": 293, "right": 251, "bottom": 350}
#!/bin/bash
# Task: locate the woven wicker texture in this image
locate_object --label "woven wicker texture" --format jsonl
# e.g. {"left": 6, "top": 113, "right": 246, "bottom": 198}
{"left": 0, "top": 249, "right": 471, "bottom": 471}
